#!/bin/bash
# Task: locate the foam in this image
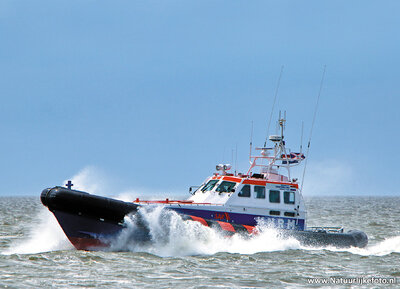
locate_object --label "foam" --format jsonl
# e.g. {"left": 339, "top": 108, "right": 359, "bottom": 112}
{"left": 3, "top": 209, "right": 73, "bottom": 255}
{"left": 108, "top": 206, "right": 302, "bottom": 257}
{"left": 329, "top": 236, "right": 400, "bottom": 256}
{"left": 108, "top": 207, "right": 400, "bottom": 257}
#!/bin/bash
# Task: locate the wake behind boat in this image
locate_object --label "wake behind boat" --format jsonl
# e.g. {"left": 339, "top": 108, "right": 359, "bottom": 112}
{"left": 41, "top": 116, "right": 367, "bottom": 250}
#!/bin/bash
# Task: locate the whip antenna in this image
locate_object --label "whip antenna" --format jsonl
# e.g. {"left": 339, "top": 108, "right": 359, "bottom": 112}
{"left": 300, "top": 121, "right": 304, "bottom": 154}
{"left": 249, "top": 121, "right": 254, "bottom": 162}
{"left": 264, "top": 65, "right": 284, "bottom": 147}
{"left": 235, "top": 143, "right": 238, "bottom": 175}
{"left": 301, "top": 65, "right": 326, "bottom": 192}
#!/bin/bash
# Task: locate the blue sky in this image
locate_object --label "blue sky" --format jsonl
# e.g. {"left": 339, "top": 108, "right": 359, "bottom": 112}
{"left": 0, "top": 1, "right": 399, "bottom": 196}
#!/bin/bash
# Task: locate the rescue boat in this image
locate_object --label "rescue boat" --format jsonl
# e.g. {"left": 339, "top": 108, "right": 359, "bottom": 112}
{"left": 41, "top": 116, "right": 368, "bottom": 250}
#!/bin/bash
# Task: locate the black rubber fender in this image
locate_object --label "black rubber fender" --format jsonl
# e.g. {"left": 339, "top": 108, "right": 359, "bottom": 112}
{"left": 281, "top": 229, "right": 368, "bottom": 248}
{"left": 41, "top": 187, "right": 139, "bottom": 224}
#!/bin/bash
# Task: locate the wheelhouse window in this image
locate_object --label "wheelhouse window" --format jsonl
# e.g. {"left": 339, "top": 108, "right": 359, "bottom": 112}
{"left": 254, "top": 186, "right": 266, "bottom": 199}
{"left": 284, "top": 191, "right": 295, "bottom": 204}
{"left": 216, "top": 181, "right": 236, "bottom": 193}
{"left": 269, "top": 190, "right": 280, "bottom": 203}
{"left": 201, "top": 180, "right": 219, "bottom": 192}
{"left": 238, "top": 184, "right": 250, "bottom": 197}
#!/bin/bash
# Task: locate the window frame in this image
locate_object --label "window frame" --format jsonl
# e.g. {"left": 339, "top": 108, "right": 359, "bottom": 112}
{"left": 238, "top": 184, "right": 251, "bottom": 198}
{"left": 269, "top": 190, "right": 281, "bottom": 203}
{"left": 254, "top": 185, "right": 266, "bottom": 199}
{"left": 201, "top": 180, "right": 219, "bottom": 192}
{"left": 284, "top": 191, "right": 295, "bottom": 204}
{"left": 215, "top": 181, "right": 236, "bottom": 193}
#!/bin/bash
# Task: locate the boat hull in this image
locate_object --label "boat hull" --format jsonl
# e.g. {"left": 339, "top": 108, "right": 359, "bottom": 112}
{"left": 41, "top": 187, "right": 368, "bottom": 250}
{"left": 53, "top": 210, "right": 122, "bottom": 250}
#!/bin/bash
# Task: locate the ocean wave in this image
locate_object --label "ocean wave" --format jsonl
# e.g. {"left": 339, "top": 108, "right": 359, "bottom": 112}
{"left": 4, "top": 205, "right": 400, "bottom": 257}
{"left": 2, "top": 209, "right": 73, "bottom": 255}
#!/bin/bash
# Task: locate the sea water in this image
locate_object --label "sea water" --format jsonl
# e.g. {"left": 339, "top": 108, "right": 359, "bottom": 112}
{"left": 1, "top": 196, "right": 400, "bottom": 288}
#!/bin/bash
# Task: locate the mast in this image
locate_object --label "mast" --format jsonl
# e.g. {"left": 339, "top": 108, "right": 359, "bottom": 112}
{"left": 247, "top": 114, "right": 304, "bottom": 183}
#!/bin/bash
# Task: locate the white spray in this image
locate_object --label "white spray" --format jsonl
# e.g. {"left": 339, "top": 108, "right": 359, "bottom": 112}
{"left": 3, "top": 209, "right": 73, "bottom": 255}
{"left": 108, "top": 206, "right": 302, "bottom": 257}
{"left": 108, "top": 207, "right": 400, "bottom": 257}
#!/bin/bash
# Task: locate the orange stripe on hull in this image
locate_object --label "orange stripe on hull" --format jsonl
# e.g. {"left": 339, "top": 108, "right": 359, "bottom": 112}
{"left": 217, "top": 221, "right": 235, "bottom": 232}
{"left": 190, "top": 215, "right": 209, "bottom": 226}
{"left": 243, "top": 225, "right": 257, "bottom": 234}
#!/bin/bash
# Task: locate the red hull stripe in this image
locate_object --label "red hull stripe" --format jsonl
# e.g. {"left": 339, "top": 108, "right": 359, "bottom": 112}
{"left": 243, "top": 225, "right": 256, "bottom": 234}
{"left": 190, "top": 215, "right": 209, "bottom": 226}
{"left": 68, "top": 237, "right": 108, "bottom": 250}
{"left": 217, "top": 221, "right": 235, "bottom": 232}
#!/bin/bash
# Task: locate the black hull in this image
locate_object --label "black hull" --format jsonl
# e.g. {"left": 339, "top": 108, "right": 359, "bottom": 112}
{"left": 41, "top": 187, "right": 368, "bottom": 250}
{"left": 41, "top": 187, "right": 138, "bottom": 250}
{"left": 53, "top": 210, "right": 123, "bottom": 250}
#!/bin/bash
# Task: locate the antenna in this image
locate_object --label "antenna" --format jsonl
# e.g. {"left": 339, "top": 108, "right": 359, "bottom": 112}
{"left": 231, "top": 149, "right": 234, "bottom": 168}
{"left": 301, "top": 65, "right": 327, "bottom": 192}
{"left": 264, "top": 65, "right": 284, "bottom": 147}
{"left": 249, "top": 121, "right": 253, "bottom": 161}
{"left": 235, "top": 143, "right": 238, "bottom": 175}
{"left": 300, "top": 121, "right": 304, "bottom": 154}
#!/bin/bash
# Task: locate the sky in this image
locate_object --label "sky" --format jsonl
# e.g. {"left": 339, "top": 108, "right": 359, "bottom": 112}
{"left": 0, "top": 1, "right": 399, "bottom": 197}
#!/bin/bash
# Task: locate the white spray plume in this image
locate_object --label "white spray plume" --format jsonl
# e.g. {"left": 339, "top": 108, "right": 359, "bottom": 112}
{"left": 64, "top": 166, "right": 186, "bottom": 201}
{"left": 107, "top": 206, "right": 301, "bottom": 257}
{"left": 3, "top": 209, "right": 73, "bottom": 255}
{"left": 107, "top": 207, "right": 400, "bottom": 257}
{"left": 333, "top": 236, "right": 400, "bottom": 256}
{"left": 114, "top": 190, "right": 187, "bottom": 202}
{"left": 64, "top": 166, "right": 109, "bottom": 195}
